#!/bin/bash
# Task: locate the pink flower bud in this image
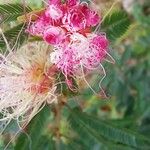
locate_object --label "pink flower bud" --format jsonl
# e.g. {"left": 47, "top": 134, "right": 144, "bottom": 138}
{"left": 43, "top": 27, "right": 65, "bottom": 45}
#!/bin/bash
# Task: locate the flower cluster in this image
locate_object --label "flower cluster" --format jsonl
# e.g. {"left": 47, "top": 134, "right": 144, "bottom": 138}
{"left": 27, "top": 0, "right": 109, "bottom": 77}
{"left": 0, "top": 0, "right": 110, "bottom": 126}
{"left": 28, "top": 0, "right": 100, "bottom": 40}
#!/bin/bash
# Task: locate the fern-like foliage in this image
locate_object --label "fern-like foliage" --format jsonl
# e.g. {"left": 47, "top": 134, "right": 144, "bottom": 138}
{"left": 15, "top": 106, "right": 51, "bottom": 150}
{"left": 68, "top": 108, "right": 150, "bottom": 150}
{"left": 0, "top": 23, "right": 28, "bottom": 51}
{"left": 0, "top": 3, "right": 32, "bottom": 24}
{"left": 101, "top": 11, "right": 131, "bottom": 41}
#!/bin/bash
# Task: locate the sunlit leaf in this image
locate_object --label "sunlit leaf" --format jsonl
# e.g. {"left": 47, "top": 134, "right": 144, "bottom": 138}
{"left": 14, "top": 106, "right": 51, "bottom": 150}
{"left": 0, "top": 3, "right": 32, "bottom": 24}
{"left": 0, "top": 23, "right": 28, "bottom": 51}
{"left": 101, "top": 11, "right": 131, "bottom": 41}
{"left": 68, "top": 108, "right": 150, "bottom": 150}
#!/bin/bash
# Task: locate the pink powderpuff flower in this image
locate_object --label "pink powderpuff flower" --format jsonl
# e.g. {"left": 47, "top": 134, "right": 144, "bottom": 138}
{"left": 27, "top": 0, "right": 100, "bottom": 43}
{"left": 25, "top": 0, "right": 111, "bottom": 95}
{"left": 50, "top": 33, "right": 109, "bottom": 76}
{"left": 26, "top": 0, "right": 109, "bottom": 91}
{"left": 0, "top": 42, "right": 57, "bottom": 125}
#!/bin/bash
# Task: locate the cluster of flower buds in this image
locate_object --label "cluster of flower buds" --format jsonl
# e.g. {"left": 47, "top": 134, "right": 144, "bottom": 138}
{"left": 27, "top": 0, "right": 109, "bottom": 77}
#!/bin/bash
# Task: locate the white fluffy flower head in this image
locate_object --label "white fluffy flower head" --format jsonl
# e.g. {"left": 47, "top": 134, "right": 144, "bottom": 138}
{"left": 0, "top": 43, "right": 57, "bottom": 125}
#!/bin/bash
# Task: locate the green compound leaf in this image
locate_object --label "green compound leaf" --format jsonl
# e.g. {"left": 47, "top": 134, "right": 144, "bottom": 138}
{"left": 14, "top": 106, "right": 52, "bottom": 150}
{"left": 0, "top": 23, "right": 28, "bottom": 51}
{"left": 68, "top": 108, "right": 150, "bottom": 150}
{"left": 101, "top": 10, "right": 131, "bottom": 42}
{"left": 0, "top": 3, "right": 32, "bottom": 24}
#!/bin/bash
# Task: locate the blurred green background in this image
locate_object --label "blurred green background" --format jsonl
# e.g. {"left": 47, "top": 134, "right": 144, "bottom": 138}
{"left": 0, "top": 0, "right": 150, "bottom": 150}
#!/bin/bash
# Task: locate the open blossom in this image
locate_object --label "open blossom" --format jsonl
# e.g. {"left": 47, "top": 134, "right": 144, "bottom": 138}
{"left": 50, "top": 33, "right": 109, "bottom": 76}
{"left": 0, "top": 43, "right": 57, "bottom": 124}
{"left": 27, "top": 0, "right": 100, "bottom": 39}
